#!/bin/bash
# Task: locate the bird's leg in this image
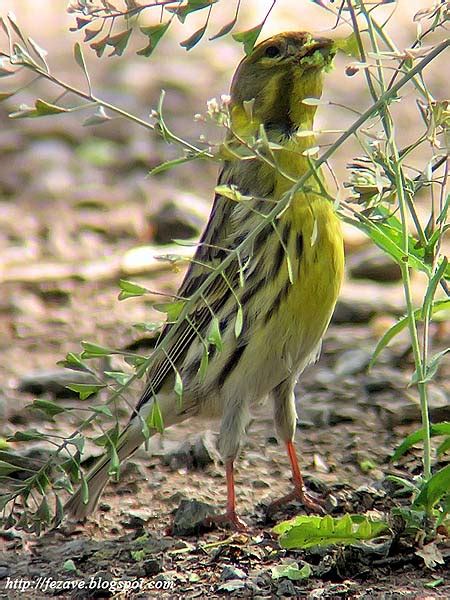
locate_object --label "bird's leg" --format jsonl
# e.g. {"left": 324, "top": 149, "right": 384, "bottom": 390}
{"left": 267, "top": 440, "right": 325, "bottom": 515}
{"left": 267, "top": 379, "right": 325, "bottom": 516}
{"left": 204, "top": 460, "right": 248, "bottom": 531}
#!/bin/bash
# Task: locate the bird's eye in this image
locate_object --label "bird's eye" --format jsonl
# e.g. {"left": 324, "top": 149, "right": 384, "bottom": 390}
{"left": 264, "top": 45, "right": 281, "bottom": 58}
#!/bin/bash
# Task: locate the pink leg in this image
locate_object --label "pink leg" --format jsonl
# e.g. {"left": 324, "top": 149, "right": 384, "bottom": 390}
{"left": 267, "top": 440, "right": 325, "bottom": 515}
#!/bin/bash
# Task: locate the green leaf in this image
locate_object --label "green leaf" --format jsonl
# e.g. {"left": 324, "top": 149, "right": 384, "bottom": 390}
{"left": 138, "top": 22, "right": 169, "bottom": 56}
{"left": 411, "top": 348, "right": 449, "bottom": 385}
{"left": 174, "top": 371, "right": 183, "bottom": 399}
{"left": 349, "top": 206, "right": 434, "bottom": 277}
{"left": 154, "top": 301, "right": 185, "bottom": 321}
{"left": 209, "top": 14, "right": 238, "bottom": 40}
{"left": 83, "top": 106, "right": 111, "bottom": 127}
{"left": 274, "top": 514, "right": 389, "bottom": 549}
{"left": 74, "top": 42, "right": 91, "bottom": 89}
{"left": 392, "top": 422, "right": 450, "bottom": 461}
{"left": 104, "top": 371, "right": 131, "bottom": 385}
{"left": 233, "top": 23, "right": 263, "bottom": 55}
{"left": 34, "top": 99, "right": 68, "bottom": 116}
{"left": 414, "top": 464, "right": 450, "bottom": 510}
{"left": 92, "top": 424, "right": 120, "bottom": 448}
{"left": 7, "top": 12, "right": 29, "bottom": 48}
{"left": 437, "top": 437, "right": 450, "bottom": 456}
{"left": 207, "top": 317, "right": 223, "bottom": 352}
{"left": 57, "top": 352, "right": 92, "bottom": 373}
{"left": 167, "top": 0, "right": 217, "bottom": 24}
{"left": 140, "top": 415, "right": 150, "bottom": 441}
{"left": 198, "top": 348, "right": 209, "bottom": 382}
{"left": 424, "top": 578, "right": 444, "bottom": 589}
{"left": 422, "top": 257, "right": 448, "bottom": 320}
{"left": 10, "top": 99, "right": 68, "bottom": 119}
{"left": 36, "top": 498, "right": 51, "bottom": 524}
{"left": 118, "top": 279, "right": 148, "bottom": 300}
{"left": 271, "top": 562, "right": 312, "bottom": 581}
{"left": 89, "top": 404, "right": 114, "bottom": 417}
{"left": 424, "top": 348, "right": 449, "bottom": 381}
{"left": 66, "top": 383, "right": 105, "bottom": 400}
{"left": 81, "top": 474, "right": 89, "bottom": 505}
{"left": 148, "top": 401, "right": 164, "bottom": 434}
{"left": 54, "top": 495, "right": 65, "bottom": 527}
{"left": 180, "top": 24, "right": 208, "bottom": 50}
{"left": 235, "top": 305, "right": 243, "bottom": 338}
{"left": 90, "top": 35, "right": 109, "bottom": 58}
{"left": 369, "top": 299, "right": 450, "bottom": 368}
{"left": 63, "top": 559, "right": 77, "bottom": 573}
{"left": 215, "top": 184, "right": 249, "bottom": 202}
{"left": 108, "top": 444, "right": 120, "bottom": 478}
{"left": 80, "top": 341, "right": 114, "bottom": 358}
{"left": 7, "top": 429, "right": 46, "bottom": 442}
{"left": 106, "top": 29, "right": 132, "bottom": 57}
{"left": 0, "top": 460, "right": 27, "bottom": 476}
{"left": 27, "top": 37, "right": 49, "bottom": 71}
{"left": 70, "top": 16, "right": 91, "bottom": 31}
{"left": 84, "top": 28, "right": 101, "bottom": 42}
{"left": 66, "top": 433, "right": 85, "bottom": 453}
{"left": 149, "top": 153, "right": 206, "bottom": 176}
{"left": 30, "top": 398, "right": 67, "bottom": 417}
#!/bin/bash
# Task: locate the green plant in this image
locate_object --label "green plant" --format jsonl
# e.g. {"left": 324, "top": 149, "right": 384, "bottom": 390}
{"left": 0, "top": 0, "right": 448, "bottom": 542}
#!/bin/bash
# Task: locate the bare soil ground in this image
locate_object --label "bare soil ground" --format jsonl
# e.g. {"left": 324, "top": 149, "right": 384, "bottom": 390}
{"left": 1, "top": 1, "right": 449, "bottom": 597}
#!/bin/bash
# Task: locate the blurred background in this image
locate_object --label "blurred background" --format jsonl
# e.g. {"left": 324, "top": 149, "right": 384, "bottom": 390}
{"left": 0, "top": 0, "right": 448, "bottom": 446}
{"left": 0, "top": 2, "right": 449, "bottom": 582}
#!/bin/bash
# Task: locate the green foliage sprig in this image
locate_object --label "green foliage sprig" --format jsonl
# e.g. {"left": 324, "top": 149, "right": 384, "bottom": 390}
{"left": 0, "top": 0, "right": 448, "bottom": 544}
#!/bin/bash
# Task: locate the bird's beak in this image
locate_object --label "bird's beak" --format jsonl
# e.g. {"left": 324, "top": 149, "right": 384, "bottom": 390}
{"left": 297, "top": 37, "right": 336, "bottom": 69}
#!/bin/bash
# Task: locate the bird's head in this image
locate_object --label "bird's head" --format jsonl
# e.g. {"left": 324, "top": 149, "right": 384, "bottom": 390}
{"left": 229, "top": 32, "right": 336, "bottom": 136}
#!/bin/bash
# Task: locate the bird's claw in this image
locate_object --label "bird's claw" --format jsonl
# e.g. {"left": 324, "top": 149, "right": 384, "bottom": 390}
{"left": 266, "top": 486, "right": 326, "bottom": 516}
{"left": 203, "top": 510, "right": 249, "bottom": 532}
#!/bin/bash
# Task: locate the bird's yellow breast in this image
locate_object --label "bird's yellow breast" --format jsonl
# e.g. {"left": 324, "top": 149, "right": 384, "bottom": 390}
{"left": 288, "top": 195, "right": 344, "bottom": 339}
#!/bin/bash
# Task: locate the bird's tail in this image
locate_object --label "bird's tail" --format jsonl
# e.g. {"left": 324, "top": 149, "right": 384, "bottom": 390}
{"left": 64, "top": 414, "right": 151, "bottom": 521}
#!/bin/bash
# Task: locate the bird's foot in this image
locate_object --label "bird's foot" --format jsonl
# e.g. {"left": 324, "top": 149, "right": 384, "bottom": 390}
{"left": 204, "top": 509, "right": 248, "bottom": 532}
{"left": 266, "top": 485, "right": 326, "bottom": 516}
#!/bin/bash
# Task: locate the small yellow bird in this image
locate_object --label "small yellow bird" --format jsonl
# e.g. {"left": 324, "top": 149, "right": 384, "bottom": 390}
{"left": 66, "top": 31, "right": 344, "bottom": 530}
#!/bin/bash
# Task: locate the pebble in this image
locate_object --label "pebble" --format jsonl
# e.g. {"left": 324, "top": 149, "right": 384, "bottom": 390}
{"left": 348, "top": 246, "right": 402, "bottom": 282}
{"left": 171, "top": 499, "right": 217, "bottom": 536}
{"left": 334, "top": 348, "right": 372, "bottom": 377}
{"left": 149, "top": 200, "right": 202, "bottom": 244}
{"left": 160, "top": 431, "right": 220, "bottom": 470}
{"left": 220, "top": 566, "right": 247, "bottom": 581}
{"left": 17, "top": 369, "right": 98, "bottom": 398}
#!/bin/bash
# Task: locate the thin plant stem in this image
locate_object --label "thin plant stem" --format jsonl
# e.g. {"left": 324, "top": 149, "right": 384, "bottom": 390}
{"left": 353, "top": 0, "right": 437, "bottom": 482}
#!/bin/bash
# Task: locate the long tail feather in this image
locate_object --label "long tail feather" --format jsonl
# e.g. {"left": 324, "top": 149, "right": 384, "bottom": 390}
{"left": 64, "top": 419, "right": 148, "bottom": 521}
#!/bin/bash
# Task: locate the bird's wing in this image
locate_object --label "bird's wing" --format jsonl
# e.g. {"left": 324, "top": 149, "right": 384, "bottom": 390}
{"left": 136, "top": 164, "right": 261, "bottom": 410}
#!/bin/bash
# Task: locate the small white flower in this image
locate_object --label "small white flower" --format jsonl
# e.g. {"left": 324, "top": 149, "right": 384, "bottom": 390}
{"left": 207, "top": 97, "right": 220, "bottom": 115}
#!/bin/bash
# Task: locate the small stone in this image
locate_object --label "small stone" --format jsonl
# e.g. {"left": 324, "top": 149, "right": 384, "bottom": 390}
{"left": 333, "top": 281, "right": 404, "bottom": 323}
{"left": 160, "top": 431, "right": 219, "bottom": 470}
{"left": 143, "top": 557, "right": 163, "bottom": 576}
{"left": 217, "top": 579, "right": 247, "bottom": 592}
{"left": 149, "top": 200, "right": 202, "bottom": 244}
{"left": 276, "top": 579, "right": 297, "bottom": 596}
{"left": 171, "top": 499, "right": 217, "bottom": 536}
{"left": 0, "top": 566, "right": 10, "bottom": 579}
{"left": 17, "top": 369, "right": 97, "bottom": 398}
{"left": 348, "top": 246, "right": 402, "bottom": 282}
{"left": 334, "top": 349, "right": 371, "bottom": 377}
{"left": 220, "top": 565, "right": 247, "bottom": 581}
{"left": 252, "top": 479, "right": 270, "bottom": 489}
